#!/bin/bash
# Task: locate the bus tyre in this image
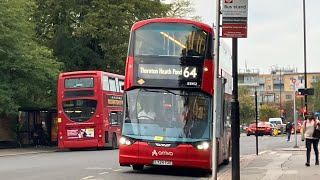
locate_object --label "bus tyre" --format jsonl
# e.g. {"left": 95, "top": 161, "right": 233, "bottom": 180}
{"left": 132, "top": 164, "right": 144, "bottom": 171}
{"left": 111, "top": 135, "right": 117, "bottom": 150}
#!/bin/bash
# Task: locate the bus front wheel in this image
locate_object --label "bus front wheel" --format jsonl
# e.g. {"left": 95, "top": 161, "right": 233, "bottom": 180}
{"left": 132, "top": 164, "right": 144, "bottom": 171}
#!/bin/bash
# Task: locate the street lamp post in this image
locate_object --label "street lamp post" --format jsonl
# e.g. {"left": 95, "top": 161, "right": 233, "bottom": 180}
{"left": 279, "top": 69, "right": 282, "bottom": 117}
{"left": 303, "top": 0, "right": 308, "bottom": 113}
{"left": 255, "top": 89, "right": 258, "bottom": 155}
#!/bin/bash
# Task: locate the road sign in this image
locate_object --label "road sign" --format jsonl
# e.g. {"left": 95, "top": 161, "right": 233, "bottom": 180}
{"left": 222, "top": 0, "right": 248, "bottom": 38}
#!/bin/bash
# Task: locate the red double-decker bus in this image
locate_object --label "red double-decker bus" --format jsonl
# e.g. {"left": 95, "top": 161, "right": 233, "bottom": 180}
{"left": 57, "top": 71, "right": 124, "bottom": 150}
{"left": 119, "top": 18, "right": 232, "bottom": 171}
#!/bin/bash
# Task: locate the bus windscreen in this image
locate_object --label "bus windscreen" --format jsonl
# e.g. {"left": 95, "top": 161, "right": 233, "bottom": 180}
{"left": 134, "top": 23, "right": 208, "bottom": 57}
{"left": 122, "top": 88, "right": 210, "bottom": 142}
{"left": 65, "top": 77, "right": 94, "bottom": 88}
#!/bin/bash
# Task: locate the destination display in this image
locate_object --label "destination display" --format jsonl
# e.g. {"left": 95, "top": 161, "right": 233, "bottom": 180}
{"left": 106, "top": 95, "right": 123, "bottom": 106}
{"left": 138, "top": 64, "right": 198, "bottom": 80}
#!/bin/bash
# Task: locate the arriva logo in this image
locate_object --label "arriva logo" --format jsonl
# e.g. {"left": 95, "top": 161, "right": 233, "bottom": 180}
{"left": 155, "top": 143, "right": 171, "bottom": 147}
{"left": 151, "top": 150, "right": 174, "bottom": 156}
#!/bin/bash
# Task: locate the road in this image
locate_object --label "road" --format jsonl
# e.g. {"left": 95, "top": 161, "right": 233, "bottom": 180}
{"left": 0, "top": 134, "right": 302, "bottom": 180}
{"left": 240, "top": 133, "right": 304, "bottom": 155}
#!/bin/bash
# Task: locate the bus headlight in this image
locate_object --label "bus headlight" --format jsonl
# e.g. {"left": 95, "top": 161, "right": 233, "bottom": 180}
{"left": 119, "top": 137, "right": 135, "bottom": 146}
{"left": 196, "top": 142, "right": 210, "bottom": 150}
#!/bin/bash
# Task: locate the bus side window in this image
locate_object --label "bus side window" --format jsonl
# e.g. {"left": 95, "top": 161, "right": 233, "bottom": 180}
{"left": 109, "top": 112, "right": 119, "bottom": 125}
{"left": 119, "top": 80, "right": 124, "bottom": 93}
{"left": 102, "top": 75, "right": 109, "bottom": 91}
{"left": 117, "top": 111, "right": 123, "bottom": 125}
{"left": 109, "top": 78, "right": 117, "bottom": 92}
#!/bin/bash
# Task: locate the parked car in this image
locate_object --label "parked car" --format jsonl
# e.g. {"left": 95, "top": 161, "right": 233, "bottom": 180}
{"left": 291, "top": 122, "right": 302, "bottom": 134}
{"left": 247, "top": 123, "right": 257, "bottom": 136}
{"left": 268, "top": 117, "right": 285, "bottom": 134}
{"left": 255, "top": 122, "right": 273, "bottom": 136}
{"left": 269, "top": 122, "right": 280, "bottom": 135}
{"left": 247, "top": 122, "right": 273, "bottom": 136}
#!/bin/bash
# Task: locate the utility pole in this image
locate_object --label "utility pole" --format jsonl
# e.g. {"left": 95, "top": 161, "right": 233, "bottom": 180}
{"left": 303, "top": 0, "right": 308, "bottom": 113}
{"left": 279, "top": 69, "right": 282, "bottom": 117}
{"left": 231, "top": 38, "right": 240, "bottom": 180}
{"left": 255, "top": 89, "right": 258, "bottom": 155}
{"left": 293, "top": 90, "right": 298, "bottom": 148}
{"left": 212, "top": 0, "right": 221, "bottom": 179}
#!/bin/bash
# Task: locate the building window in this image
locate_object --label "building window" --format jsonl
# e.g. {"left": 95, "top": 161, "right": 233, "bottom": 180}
{"left": 286, "top": 95, "right": 292, "bottom": 99}
{"left": 267, "top": 85, "right": 271, "bottom": 90}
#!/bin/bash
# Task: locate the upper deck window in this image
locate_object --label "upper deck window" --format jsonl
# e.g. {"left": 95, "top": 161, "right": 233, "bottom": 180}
{"left": 65, "top": 77, "right": 94, "bottom": 88}
{"left": 109, "top": 78, "right": 117, "bottom": 92}
{"left": 134, "top": 23, "right": 208, "bottom": 57}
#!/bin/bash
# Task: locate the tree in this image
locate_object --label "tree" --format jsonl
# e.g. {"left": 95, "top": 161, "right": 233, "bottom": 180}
{"left": 259, "top": 104, "right": 279, "bottom": 121}
{"left": 238, "top": 86, "right": 255, "bottom": 125}
{"left": 282, "top": 100, "right": 294, "bottom": 122}
{"left": 165, "top": 0, "right": 203, "bottom": 21}
{"left": 0, "top": 0, "right": 61, "bottom": 140}
{"left": 310, "top": 80, "right": 320, "bottom": 112}
{"left": 34, "top": 0, "right": 171, "bottom": 74}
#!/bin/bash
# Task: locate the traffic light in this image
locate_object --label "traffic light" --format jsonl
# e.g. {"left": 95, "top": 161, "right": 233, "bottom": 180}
{"left": 300, "top": 107, "right": 307, "bottom": 117}
{"left": 298, "top": 88, "right": 315, "bottom": 95}
{"left": 281, "top": 109, "right": 286, "bottom": 118}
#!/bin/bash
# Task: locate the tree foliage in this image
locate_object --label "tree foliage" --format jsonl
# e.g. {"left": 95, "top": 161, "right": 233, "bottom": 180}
{"left": 239, "top": 86, "right": 255, "bottom": 125}
{"left": 282, "top": 100, "right": 294, "bottom": 122}
{"left": 0, "top": 0, "right": 61, "bottom": 118}
{"left": 33, "top": 0, "right": 200, "bottom": 74}
{"left": 309, "top": 80, "right": 320, "bottom": 112}
{"left": 33, "top": 0, "right": 171, "bottom": 74}
{"left": 259, "top": 104, "right": 279, "bottom": 121}
{"left": 166, "top": 0, "right": 202, "bottom": 21}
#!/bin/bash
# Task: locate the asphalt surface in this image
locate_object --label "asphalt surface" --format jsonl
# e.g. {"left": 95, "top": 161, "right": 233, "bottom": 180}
{"left": 0, "top": 134, "right": 302, "bottom": 180}
{"left": 240, "top": 133, "right": 304, "bottom": 155}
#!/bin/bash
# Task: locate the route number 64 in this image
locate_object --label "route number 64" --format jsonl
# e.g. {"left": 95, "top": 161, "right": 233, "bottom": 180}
{"left": 183, "top": 67, "right": 197, "bottom": 78}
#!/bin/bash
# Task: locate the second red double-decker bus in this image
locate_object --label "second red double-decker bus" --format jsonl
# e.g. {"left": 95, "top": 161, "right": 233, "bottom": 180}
{"left": 119, "top": 18, "right": 232, "bottom": 171}
{"left": 57, "top": 71, "right": 124, "bottom": 150}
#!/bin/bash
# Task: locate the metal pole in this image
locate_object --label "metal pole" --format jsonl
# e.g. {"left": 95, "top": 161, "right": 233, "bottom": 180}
{"left": 255, "top": 90, "right": 258, "bottom": 155}
{"left": 231, "top": 38, "right": 240, "bottom": 180}
{"left": 303, "top": 0, "right": 308, "bottom": 113}
{"left": 212, "top": 0, "right": 221, "bottom": 179}
{"left": 279, "top": 69, "right": 282, "bottom": 117}
{"left": 293, "top": 91, "right": 298, "bottom": 148}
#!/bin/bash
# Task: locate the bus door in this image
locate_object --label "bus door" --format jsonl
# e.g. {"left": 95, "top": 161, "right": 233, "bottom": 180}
{"left": 107, "top": 111, "right": 122, "bottom": 148}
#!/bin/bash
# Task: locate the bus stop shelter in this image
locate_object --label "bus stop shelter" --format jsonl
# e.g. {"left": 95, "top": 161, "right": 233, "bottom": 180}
{"left": 18, "top": 107, "right": 57, "bottom": 147}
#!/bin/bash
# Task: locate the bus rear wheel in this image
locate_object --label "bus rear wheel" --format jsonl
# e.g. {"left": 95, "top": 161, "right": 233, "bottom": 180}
{"left": 111, "top": 135, "right": 117, "bottom": 150}
{"left": 132, "top": 164, "right": 144, "bottom": 171}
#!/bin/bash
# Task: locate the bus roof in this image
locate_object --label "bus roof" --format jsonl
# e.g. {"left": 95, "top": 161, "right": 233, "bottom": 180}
{"left": 60, "top": 71, "right": 124, "bottom": 79}
{"left": 131, "top": 18, "right": 212, "bottom": 34}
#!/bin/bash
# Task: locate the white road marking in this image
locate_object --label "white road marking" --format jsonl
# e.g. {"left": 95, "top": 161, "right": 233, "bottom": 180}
{"left": 113, "top": 169, "right": 122, "bottom": 172}
{"left": 86, "top": 167, "right": 108, "bottom": 170}
{"left": 82, "top": 176, "right": 94, "bottom": 180}
{"left": 269, "top": 151, "right": 277, "bottom": 155}
{"left": 258, "top": 151, "right": 268, "bottom": 155}
{"left": 99, "top": 172, "right": 109, "bottom": 175}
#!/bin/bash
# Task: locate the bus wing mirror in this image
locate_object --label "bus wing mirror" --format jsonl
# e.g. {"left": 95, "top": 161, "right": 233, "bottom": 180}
{"left": 121, "top": 85, "right": 124, "bottom": 91}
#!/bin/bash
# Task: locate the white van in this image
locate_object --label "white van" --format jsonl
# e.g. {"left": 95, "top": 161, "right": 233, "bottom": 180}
{"left": 268, "top": 117, "right": 285, "bottom": 134}
{"left": 268, "top": 117, "right": 283, "bottom": 125}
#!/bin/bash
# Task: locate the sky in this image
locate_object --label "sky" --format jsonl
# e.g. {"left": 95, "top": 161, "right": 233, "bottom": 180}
{"left": 192, "top": 0, "right": 320, "bottom": 73}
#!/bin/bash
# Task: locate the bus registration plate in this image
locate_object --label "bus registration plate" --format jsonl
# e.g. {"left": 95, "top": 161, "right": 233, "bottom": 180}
{"left": 152, "top": 160, "right": 173, "bottom": 166}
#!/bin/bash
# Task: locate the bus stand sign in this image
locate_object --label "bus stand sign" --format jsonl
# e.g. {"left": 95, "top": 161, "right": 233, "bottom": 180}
{"left": 221, "top": 0, "right": 248, "bottom": 38}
